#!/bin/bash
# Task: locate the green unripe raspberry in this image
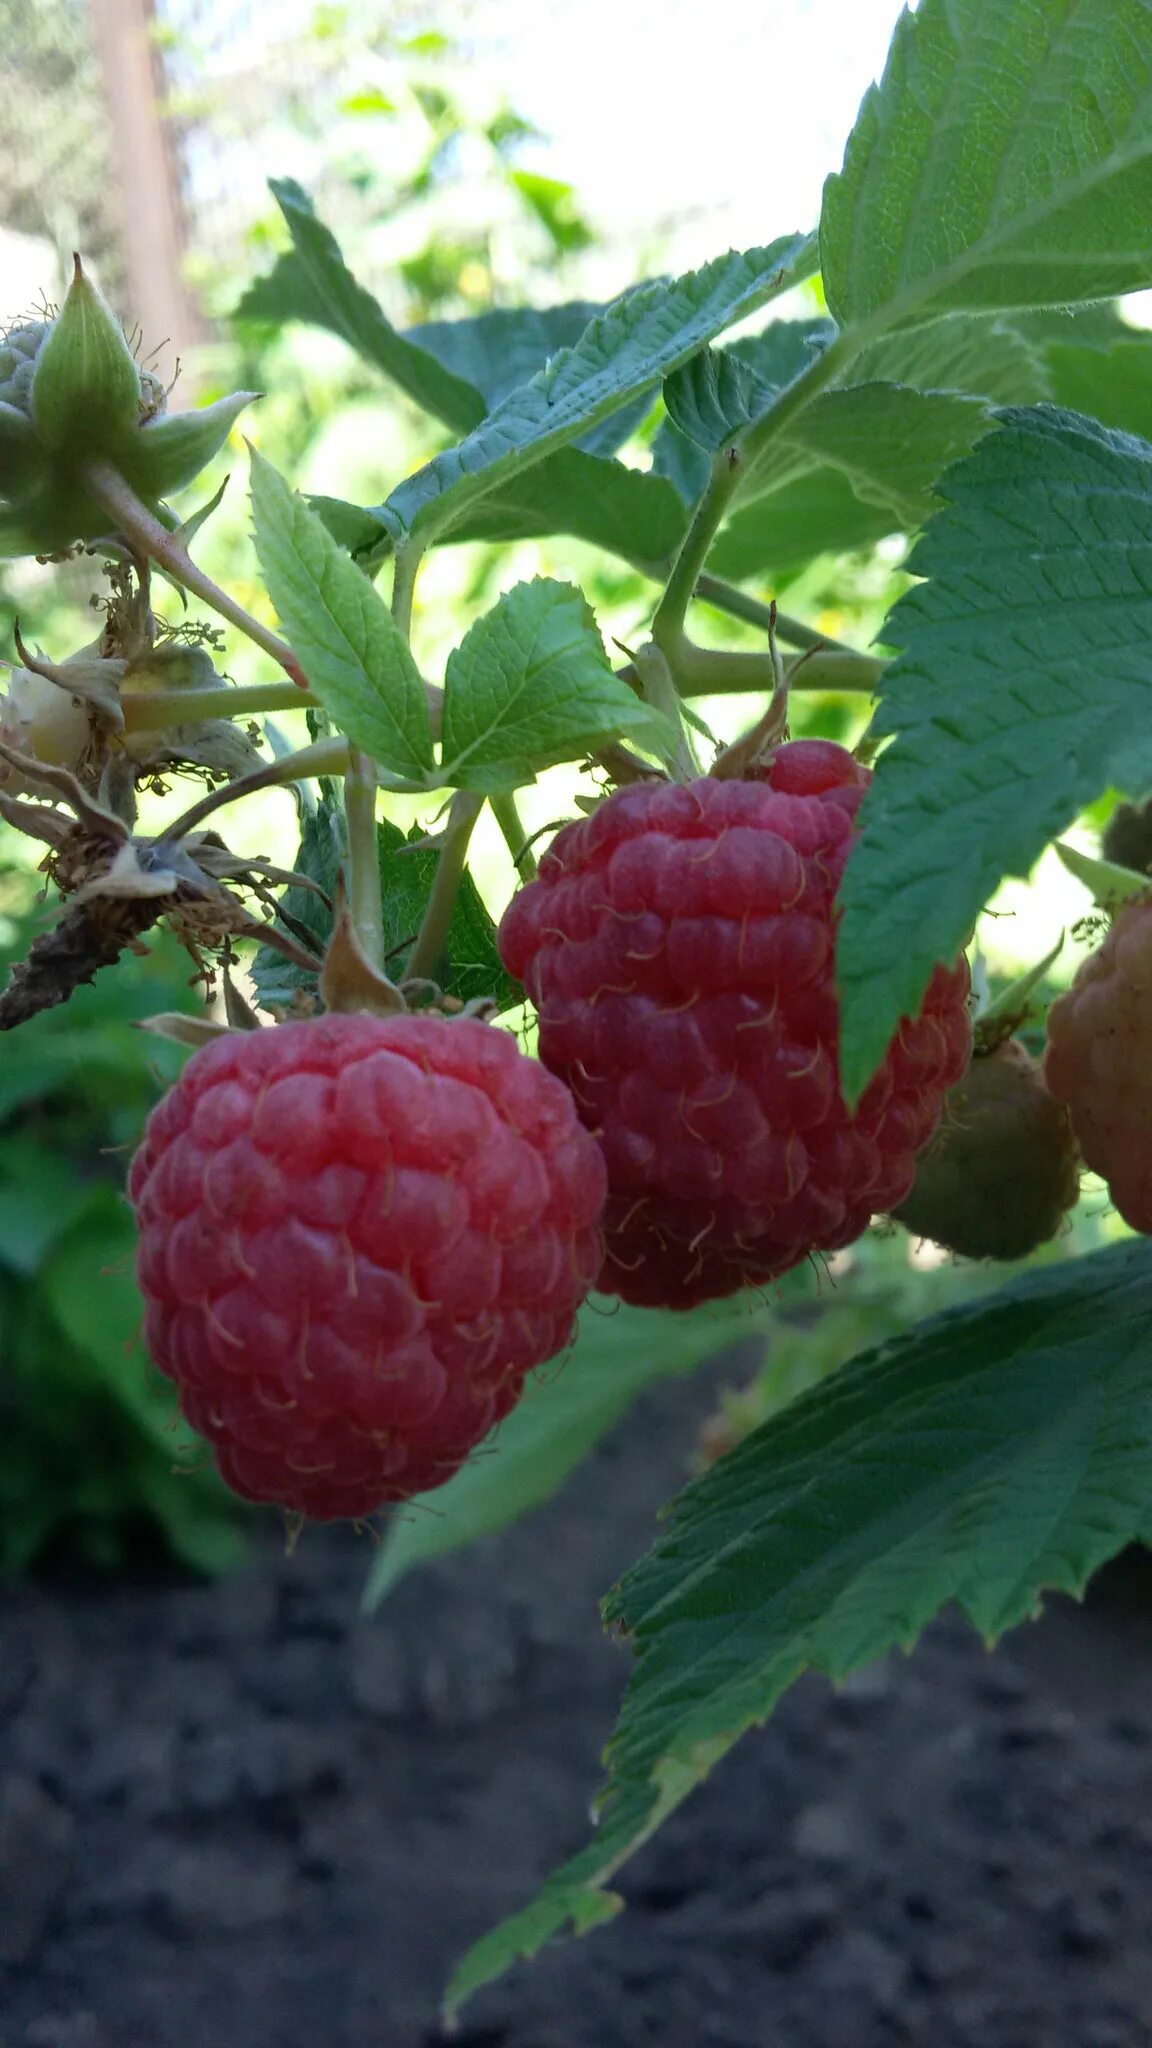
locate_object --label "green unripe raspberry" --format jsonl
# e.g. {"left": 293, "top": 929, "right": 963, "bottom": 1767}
{"left": 893, "top": 1037, "right": 1079, "bottom": 1260}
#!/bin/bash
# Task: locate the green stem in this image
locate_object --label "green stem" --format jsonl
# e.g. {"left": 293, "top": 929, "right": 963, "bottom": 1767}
{"left": 163, "top": 736, "right": 351, "bottom": 841}
{"left": 675, "top": 644, "right": 886, "bottom": 697}
{"left": 405, "top": 790, "right": 483, "bottom": 985}
{"left": 694, "top": 575, "right": 856, "bottom": 657}
{"left": 651, "top": 448, "right": 745, "bottom": 656}
{"left": 490, "top": 791, "right": 537, "bottom": 881}
{"left": 652, "top": 329, "right": 860, "bottom": 664}
{"left": 787, "top": 648, "right": 886, "bottom": 694}
{"left": 344, "top": 749, "right": 386, "bottom": 972}
{"left": 391, "top": 538, "right": 425, "bottom": 643}
{"left": 77, "top": 457, "right": 310, "bottom": 690}
{"left": 121, "top": 680, "right": 319, "bottom": 733}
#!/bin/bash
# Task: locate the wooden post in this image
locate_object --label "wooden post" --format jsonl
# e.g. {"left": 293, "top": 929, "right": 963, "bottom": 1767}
{"left": 88, "top": 0, "right": 205, "bottom": 385}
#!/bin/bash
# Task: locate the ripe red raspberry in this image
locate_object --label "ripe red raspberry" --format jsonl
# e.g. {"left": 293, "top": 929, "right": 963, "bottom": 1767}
{"left": 1045, "top": 901, "right": 1152, "bottom": 1232}
{"left": 129, "top": 1013, "right": 606, "bottom": 1520}
{"left": 893, "top": 1036, "right": 1080, "bottom": 1259}
{"left": 499, "top": 741, "right": 971, "bottom": 1307}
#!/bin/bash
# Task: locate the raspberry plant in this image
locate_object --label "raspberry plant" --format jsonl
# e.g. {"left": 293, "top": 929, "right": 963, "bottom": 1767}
{"left": 8, "top": 0, "right": 1152, "bottom": 2017}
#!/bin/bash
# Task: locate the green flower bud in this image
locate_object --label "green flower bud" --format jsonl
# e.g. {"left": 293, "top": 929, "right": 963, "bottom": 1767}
{"left": 0, "top": 259, "right": 258, "bottom": 559}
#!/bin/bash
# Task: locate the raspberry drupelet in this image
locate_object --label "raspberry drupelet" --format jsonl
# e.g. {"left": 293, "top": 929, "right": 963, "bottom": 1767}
{"left": 499, "top": 740, "right": 971, "bottom": 1307}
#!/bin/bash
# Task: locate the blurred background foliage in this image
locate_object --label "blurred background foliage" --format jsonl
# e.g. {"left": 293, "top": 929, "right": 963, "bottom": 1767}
{"left": 0, "top": 873, "right": 243, "bottom": 1573}
{"left": 0, "top": 0, "right": 1141, "bottom": 1578}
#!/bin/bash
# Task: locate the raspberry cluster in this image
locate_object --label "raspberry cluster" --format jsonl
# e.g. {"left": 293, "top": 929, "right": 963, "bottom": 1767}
{"left": 499, "top": 740, "right": 971, "bottom": 1307}
{"left": 1045, "top": 901, "right": 1152, "bottom": 1233}
{"left": 130, "top": 1013, "right": 606, "bottom": 1519}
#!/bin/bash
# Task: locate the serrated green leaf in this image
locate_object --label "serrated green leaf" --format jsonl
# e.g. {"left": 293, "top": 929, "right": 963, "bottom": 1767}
{"left": 1045, "top": 333, "right": 1152, "bottom": 443}
{"left": 250, "top": 792, "right": 346, "bottom": 1011}
{"left": 854, "top": 312, "right": 1050, "bottom": 402}
{"left": 822, "top": 0, "right": 1152, "bottom": 332}
{"left": 365, "top": 1294, "right": 770, "bottom": 1606}
{"left": 254, "top": 180, "right": 485, "bottom": 433}
{"left": 757, "top": 383, "right": 990, "bottom": 523}
{"left": 653, "top": 318, "right": 836, "bottom": 504}
{"left": 447, "top": 1235, "right": 1152, "bottom": 2016}
{"left": 249, "top": 448, "right": 436, "bottom": 784}
{"left": 708, "top": 383, "right": 992, "bottom": 581}
{"left": 385, "top": 234, "right": 815, "bottom": 545}
{"left": 836, "top": 404, "right": 1152, "bottom": 1103}
{"left": 308, "top": 494, "right": 397, "bottom": 566}
{"left": 375, "top": 818, "right": 518, "bottom": 1006}
{"left": 650, "top": 418, "right": 711, "bottom": 509}
{"left": 653, "top": 311, "right": 1044, "bottom": 524}
{"left": 708, "top": 468, "right": 904, "bottom": 580}
{"left": 663, "top": 347, "right": 775, "bottom": 454}
{"left": 728, "top": 316, "right": 840, "bottom": 388}
{"left": 439, "top": 577, "right": 669, "bottom": 790}
{"left": 252, "top": 801, "right": 517, "bottom": 1013}
{"left": 407, "top": 300, "right": 654, "bottom": 457}
{"left": 1014, "top": 302, "right": 1134, "bottom": 350}
{"left": 371, "top": 445, "right": 687, "bottom": 570}
{"left": 694, "top": 313, "right": 1053, "bottom": 580}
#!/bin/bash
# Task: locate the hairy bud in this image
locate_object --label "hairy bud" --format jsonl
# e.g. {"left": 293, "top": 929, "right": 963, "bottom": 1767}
{"left": 1, "top": 261, "right": 256, "bottom": 559}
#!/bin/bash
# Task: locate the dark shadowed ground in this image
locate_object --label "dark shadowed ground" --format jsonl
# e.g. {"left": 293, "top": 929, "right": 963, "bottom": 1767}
{"left": 3, "top": 1360, "right": 1152, "bottom": 2048}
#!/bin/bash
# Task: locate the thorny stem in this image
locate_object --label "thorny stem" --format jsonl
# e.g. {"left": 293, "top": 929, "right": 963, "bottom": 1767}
{"left": 77, "top": 457, "right": 309, "bottom": 690}
{"left": 121, "top": 680, "right": 320, "bottom": 732}
{"left": 162, "top": 736, "right": 352, "bottom": 842}
{"left": 343, "top": 749, "right": 387, "bottom": 972}
{"left": 694, "top": 575, "right": 857, "bottom": 657}
{"left": 405, "top": 790, "right": 483, "bottom": 985}
{"left": 489, "top": 791, "right": 538, "bottom": 881}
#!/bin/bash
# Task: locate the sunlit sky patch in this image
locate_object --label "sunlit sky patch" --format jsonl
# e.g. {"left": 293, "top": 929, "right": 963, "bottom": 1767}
{"left": 466, "top": 0, "right": 907, "bottom": 264}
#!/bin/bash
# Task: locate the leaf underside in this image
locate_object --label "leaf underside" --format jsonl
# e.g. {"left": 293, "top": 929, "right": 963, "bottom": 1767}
{"left": 384, "top": 233, "right": 816, "bottom": 544}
